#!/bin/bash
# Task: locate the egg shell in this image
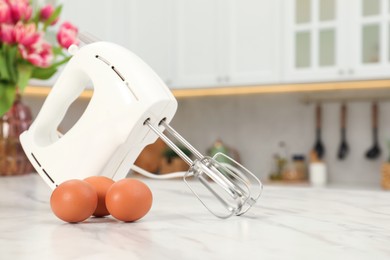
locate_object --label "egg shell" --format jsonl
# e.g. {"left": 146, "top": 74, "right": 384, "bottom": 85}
{"left": 50, "top": 179, "right": 98, "bottom": 223}
{"left": 106, "top": 178, "right": 153, "bottom": 222}
{"left": 84, "top": 176, "right": 115, "bottom": 217}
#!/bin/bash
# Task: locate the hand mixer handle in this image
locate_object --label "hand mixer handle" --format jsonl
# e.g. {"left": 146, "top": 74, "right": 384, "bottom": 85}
{"left": 30, "top": 63, "right": 92, "bottom": 145}
{"left": 30, "top": 49, "right": 118, "bottom": 146}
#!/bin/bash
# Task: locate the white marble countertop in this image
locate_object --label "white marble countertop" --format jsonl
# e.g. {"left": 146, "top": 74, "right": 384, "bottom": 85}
{"left": 1, "top": 174, "right": 389, "bottom": 260}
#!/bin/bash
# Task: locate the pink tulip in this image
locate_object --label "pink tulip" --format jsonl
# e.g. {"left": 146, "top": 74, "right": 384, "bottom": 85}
{"left": 7, "top": 0, "right": 32, "bottom": 22}
{"left": 57, "top": 21, "right": 78, "bottom": 49}
{"left": 39, "top": 4, "right": 57, "bottom": 24}
{"left": 0, "top": 23, "right": 14, "bottom": 43}
{"left": 19, "top": 40, "right": 53, "bottom": 68}
{"left": 13, "top": 22, "right": 41, "bottom": 48}
{"left": 0, "top": 0, "right": 12, "bottom": 23}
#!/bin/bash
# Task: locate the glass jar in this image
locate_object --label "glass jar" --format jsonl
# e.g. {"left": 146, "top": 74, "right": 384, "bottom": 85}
{"left": 282, "top": 155, "right": 307, "bottom": 181}
{"left": 269, "top": 141, "right": 289, "bottom": 181}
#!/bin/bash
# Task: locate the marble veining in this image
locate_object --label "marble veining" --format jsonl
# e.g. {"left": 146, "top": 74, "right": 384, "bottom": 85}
{"left": 0, "top": 174, "right": 389, "bottom": 260}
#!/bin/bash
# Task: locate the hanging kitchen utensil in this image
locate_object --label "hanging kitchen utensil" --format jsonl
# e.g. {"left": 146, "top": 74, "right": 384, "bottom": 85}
{"left": 365, "top": 102, "right": 381, "bottom": 159}
{"left": 337, "top": 103, "right": 349, "bottom": 160}
{"left": 313, "top": 104, "right": 325, "bottom": 159}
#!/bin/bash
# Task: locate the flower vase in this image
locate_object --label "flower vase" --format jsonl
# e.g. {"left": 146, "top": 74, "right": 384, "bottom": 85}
{"left": 0, "top": 94, "right": 34, "bottom": 176}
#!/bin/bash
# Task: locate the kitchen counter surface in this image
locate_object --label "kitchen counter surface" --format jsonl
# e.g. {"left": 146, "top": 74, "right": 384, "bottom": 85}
{"left": 1, "top": 174, "right": 389, "bottom": 260}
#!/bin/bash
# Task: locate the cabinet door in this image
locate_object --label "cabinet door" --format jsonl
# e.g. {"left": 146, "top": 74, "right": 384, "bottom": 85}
{"left": 222, "top": 0, "right": 281, "bottom": 85}
{"left": 283, "top": 0, "right": 346, "bottom": 82}
{"left": 61, "top": 0, "right": 126, "bottom": 43}
{"left": 31, "top": 0, "right": 128, "bottom": 87}
{"left": 349, "top": 0, "right": 390, "bottom": 79}
{"left": 174, "top": 0, "right": 220, "bottom": 88}
{"left": 126, "top": 0, "right": 175, "bottom": 86}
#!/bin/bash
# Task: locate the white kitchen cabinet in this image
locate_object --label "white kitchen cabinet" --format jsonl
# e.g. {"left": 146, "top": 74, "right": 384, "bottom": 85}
{"left": 124, "top": 0, "right": 176, "bottom": 85}
{"left": 62, "top": 0, "right": 176, "bottom": 86}
{"left": 283, "top": 0, "right": 347, "bottom": 82}
{"left": 61, "top": 0, "right": 128, "bottom": 45}
{"left": 30, "top": 0, "right": 130, "bottom": 87}
{"left": 284, "top": 0, "right": 390, "bottom": 83}
{"left": 349, "top": 0, "right": 390, "bottom": 79}
{"left": 174, "top": 0, "right": 281, "bottom": 88}
{"left": 223, "top": 0, "right": 281, "bottom": 86}
{"left": 34, "top": 0, "right": 281, "bottom": 89}
{"left": 174, "top": 0, "right": 220, "bottom": 88}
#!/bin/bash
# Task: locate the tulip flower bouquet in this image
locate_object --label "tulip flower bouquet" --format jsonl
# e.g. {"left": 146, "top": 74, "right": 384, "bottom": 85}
{"left": 0, "top": 0, "right": 78, "bottom": 116}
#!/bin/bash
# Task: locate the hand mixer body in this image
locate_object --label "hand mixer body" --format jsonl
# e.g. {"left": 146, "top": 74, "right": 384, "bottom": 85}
{"left": 20, "top": 42, "right": 177, "bottom": 189}
{"left": 20, "top": 41, "right": 262, "bottom": 218}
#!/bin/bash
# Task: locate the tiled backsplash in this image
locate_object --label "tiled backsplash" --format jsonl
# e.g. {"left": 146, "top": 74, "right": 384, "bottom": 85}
{"left": 173, "top": 93, "right": 390, "bottom": 187}
{"left": 24, "top": 89, "right": 390, "bottom": 187}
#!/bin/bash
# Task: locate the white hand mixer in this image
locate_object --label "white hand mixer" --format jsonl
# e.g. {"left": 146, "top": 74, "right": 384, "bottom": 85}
{"left": 20, "top": 41, "right": 262, "bottom": 218}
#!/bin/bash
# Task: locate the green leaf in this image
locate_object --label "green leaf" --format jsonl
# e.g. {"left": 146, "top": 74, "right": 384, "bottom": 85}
{"left": 0, "top": 51, "right": 10, "bottom": 80}
{"left": 44, "top": 5, "right": 62, "bottom": 30}
{"left": 51, "top": 56, "right": 71, "bottom": 67}
{"left": 32, "top": 12, "right": 40, "bottom": 24}
{"left": 0, "top": 82, "right": 16, "bottom": 117}
{"left": 31, "top": 3, "right": 41, "bottom": 25}
{"left": 31, "top": 66, "right": 58, "bottom": 80}
{"left": 30, "top": 56, "right": 71, "bottom": 80}
{"left": 16, "top": 64, "right": 33, "bottom": 93}
{"left": 52, "top": 46, "right": 63, "bottom": 56}
{"left": 4, "top": 45, "right": 18, "bottom": 83}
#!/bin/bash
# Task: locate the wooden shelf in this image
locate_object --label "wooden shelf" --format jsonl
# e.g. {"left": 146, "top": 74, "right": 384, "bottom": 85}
{"left": 24, "top": 79, "right": 390, "bottom": 99}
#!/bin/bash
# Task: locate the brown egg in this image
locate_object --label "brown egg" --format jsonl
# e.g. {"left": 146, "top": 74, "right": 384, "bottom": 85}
{"left": 106, "top": 179, "right": 153, "bottom": 222}
{"left": 50, "top": 179, "right": 98, "bottom": 223}
{"left": 84, "top": 176, "right": 115, "bottom": 217}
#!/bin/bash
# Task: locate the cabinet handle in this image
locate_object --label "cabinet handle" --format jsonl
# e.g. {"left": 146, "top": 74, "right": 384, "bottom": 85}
{"left": 225, "top": 76, "right": 230, "bottom": 82}
{"left": 338, "top": 69, "right": 345, "bottom": 75}
{"left": 165, "top": 79, "right": 172, "bottom": 85}
{"left": 217, "top": 76, "right": 222, "bottom": 83}
{"left": 348, "top": 69, "right": 354, "bottom": 75}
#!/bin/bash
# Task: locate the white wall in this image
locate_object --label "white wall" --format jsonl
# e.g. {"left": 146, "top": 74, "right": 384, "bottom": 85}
{"left": 24, "top": 89, "right": 390, "bottom": 187}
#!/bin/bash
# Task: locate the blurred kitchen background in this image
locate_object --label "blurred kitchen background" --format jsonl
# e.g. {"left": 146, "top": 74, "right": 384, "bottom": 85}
{"left": 26, "top": 0, "right": 390, "bottom": 188}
